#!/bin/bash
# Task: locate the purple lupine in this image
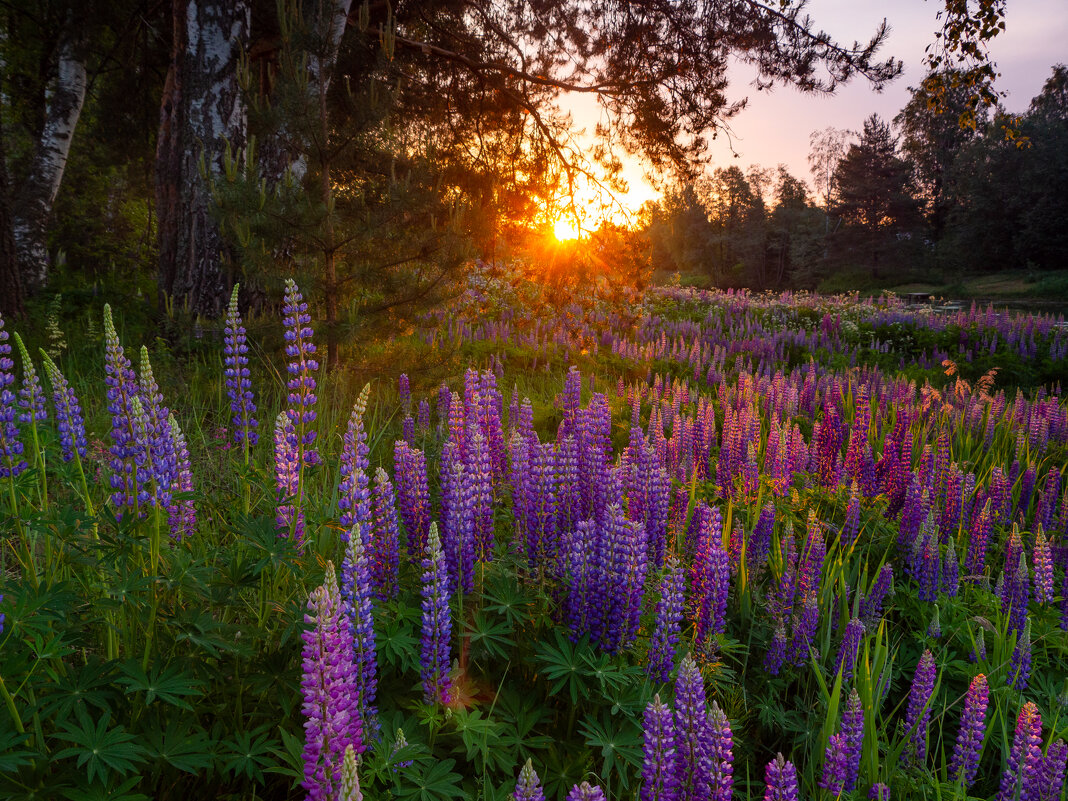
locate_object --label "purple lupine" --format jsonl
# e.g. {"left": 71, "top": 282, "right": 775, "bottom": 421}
{"left": 915, "top": 523, "right": 940, "bottom": 603}
{"left": 648, "top": 556, "right": 685, "bottom": 682}
{"left": 869, "top": 783, "right": 890, "bottom": 800}
{"left": 13, "top": 335, "right": 46, "bottom": 439}
{"left": 692, "top": 515, "right": 730, "bottom": 659}
{"left": 641, "top": 695, "right": 679, "bottom": 801}
{"left": 788, "top": 596, "right": 820, "bottom": 666}
{"left": 103, "top": 305, "right": 148, "bottom": 512}
{"left": 168, "top": 413, "right": 196, "bottom": 539}
{"left": 927, "top": 605, "right": 942, "bottom": 639}
{"left": 282, "top": 279, "right": 320, "bottom": 470}
{"left": 820, "top": 733, "right": 852, "bottom": 795}
{"left": 1018, "top": 465, "right": 1037, "bottom": 522}
{"left": 340, "top": 530, "right": 378, "bottom": 734}
{"left": 841, "top": 688, "right": 864, "bottom": 791}
{"left": 834, "top": 618, "right": 865, "bottom": 683}
{"left": 949, "top": 673, "right": 988, "bottom": 788}
{"left": 138, "top": 347, "right": 177, "bottom": 506}
{"left": 997, "top": 702, "right": 1044, "bottom": 801}
{"left": 1037, "top": 468, "right": 1061, "bottom": 533}
{"left": 40, "top": 353, "right": 86, "bottom": 463}
{"left": 0, "top": 312, "right": 25, "bottom": 479}
{"left": 943, "top": 537, "right": 960, "bottom": 598}
{"left": 420, "top": 523, "right": 452, "bottom": 705}
{"left": 566, "top": 783, "right": 606, "bottom": 801}
{"left": 417, "top": 398, "right": 430, "bottom": 433}
{"left": 748, "top": 502, "right": 775, "bottom": 571}
{"left": 301, "top": 562, "right": 361, "bottom": 801}
{"left": 394, "top": 441, "right": 431, "bottom": 555}
{"left": 860, "top": 564, "right": 894, "bottom": 626}
{"left": 843, "top": 481, "right": 861, "bottom": 546}
{"left": 764, "top": 623, "right": 789, "bottom": 676}
{"left": 1040, "top": 740, "right": 1067, "bottom": 801}
{"left": 223, "top": 284, "right": 258, "bottom": 448}
{"left": 1004, "top": 550, "right": 1031, "bottom": 636}
{"left": 370, "top": 467, "right": 400, "bottom": 599}
{"left": 903, "top": 649, "right": 937, "bottom": 766}
{"left": 763, "top": 754, "right": 799, "bottom": 801}
{"left": 1009, "top": 619, "right": 1032, "bottom": 690}
{"left": 965, "top": 499, "right": 993, "bottom": 577}
{"left": 398, "top": 373, "right": 411, "bottom": 414}
{"left": 708, "top": 702, "right": 733, "bottom": 801}
{"left": 674, "top": 653, "right": 712, "bottom": 801}
{"left": 274, "top": 411, "right": 304, "bottom": 541}
{"left": 390, "top": 728, "right": 413, "bottom": 769}
{"left": 1033, "top": 527, "right": 1054, "bottom": 604}
{"left": 338, "top": 385, "right": 372, "bottom": 543}
{"left": 513, "top": 758, "right": 546, "bottom": 801}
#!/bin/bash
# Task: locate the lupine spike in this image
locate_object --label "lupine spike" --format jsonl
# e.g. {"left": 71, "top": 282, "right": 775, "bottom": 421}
{"left": 641, "top": 694, "right": 678, "bottom": 801}
{"left": 223, "top": 284, "right": 258, "bottom": 447}
{"left": 420, "top": 522, "right": 452, "bottom": 705}
{"left": 763, "top": 753, "right": 799, "bottom": 801}
{"left": 513, "top": 758, "right": 546, "bottom": 801}
{"left": 949, "top": 674, "right": 989, "bottom": 788}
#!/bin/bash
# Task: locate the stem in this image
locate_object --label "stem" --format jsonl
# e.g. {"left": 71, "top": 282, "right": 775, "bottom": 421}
{"left": 0, "top": 674, "right": 25, "bottom": 735}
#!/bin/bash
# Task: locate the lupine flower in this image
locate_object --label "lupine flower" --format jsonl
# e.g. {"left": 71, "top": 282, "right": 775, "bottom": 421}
{"left": 763, "top": 753, "right": 799, "bottom": 801}
{"left": 820, "top": 733, "right": 852, "bottom": 795}
{"left": 648, "top": 557, "right": 685, "bottom": 683}
{"left": 168, "top": 414, "right": 196, "bottom": 539}
{"left": 674, "top": 653, "right": 712, "bottom": 801}
{"left": 997, "top": 701, "right": 1044, "bottom": 801}
{"left": 903, "top": 649, "right": 937, "bottom": 765}
{"left": 869, "top": 783, "right": 890, "bottom": 800}
{"left": 103, "top": 305, "right": 145, "bottom": 510}
{"left": 764, "top": 623, "right": 788, "bottom": 676}
{"left": 949, "top": 674, "right": 988, "bottom": 788}
{"left": 843, "top": 481, "right": 861, "bottom": 545}
{"left": 420, "top": 523, "right": 452, "bottom": 705}
{"left": 370, "top": 467, "right": 401, "bottom": 599}
{"left": 1040, "top": 740, "right": 1067, "bottom": 801}
{"left": 841, "top": 688, "right": 864, "bottom": 791}
{"left": 394, "top": 441, "right": 431, "bottom": 555}
{"left": 398, "top": 373, "right": 411, "bottom": 413}
{"left": 860, "top": 564, "right": 893, "bottom": 625}
{"left": 282, "top": 279, "right": 319, "bottom": 466}
{"left": 274, "top": 411, "right": 303, "bottom": 541}
{"left": 417, "top": 398, "right": 430, "bottom": 432}
{"left": 970, "top": 625, "right": 987, "bottom": 662}
{"left": 788, "top": 596, "right": 820, "bottom": 666}
{"left": 708, "top": 702, "right": 734, "bottom": 801}
{"left": 138, "top": 348, "right": 177, "bottom": 501}
{"left": 1009, "top": 619, "right": 1033, "bottom": 690}
{"left": 834, "top": 618, "right": 865, "bottom": 683}
{"left": 0, "top": 313, "right": 25, "bottom": 479}
{"left": 301, "top": 562, "right": 361, "bottom": 801}
{"left": 340, "top": 530, "right": 377, "bottom": 733}
{"left": 40, "top": 352, "right": 86, "bottom": 463}
{"left": 566, "top": 783, "right": 606, "bottom": 801}
{"left": 339, "top": 744, "right": 363, "bottom": 801}
{"left": 390, "top": 728, "right": 413, "bottom": 769}
{"left": 223, "top": 284, "right": 258, "bottom": 447}
{"left": 512, "top": 758, "right": 546, "bottom": 801}
{"left": 338, "top": 385, "right": 372, "bottom": 543}
{"left": 641, "top": 695, "right": 678, "bottom": 801}
{"left": 1033, "top": 527, "right": 1054, "bottom": 604}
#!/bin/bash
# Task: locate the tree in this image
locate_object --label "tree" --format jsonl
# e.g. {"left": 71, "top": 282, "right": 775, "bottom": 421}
{"left": 768, "top": 166, "right": 817, "bottom": 287}
{"left": 831, "top": 114, "right": 919, "bottom": 278}
{"left": 807, "top": 127, "right": 849, "bottom": 231}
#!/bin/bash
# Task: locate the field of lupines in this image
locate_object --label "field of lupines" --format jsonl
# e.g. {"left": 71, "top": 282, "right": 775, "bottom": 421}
{"left": 2, "top": 271, "right": 1068, "bottom": 800}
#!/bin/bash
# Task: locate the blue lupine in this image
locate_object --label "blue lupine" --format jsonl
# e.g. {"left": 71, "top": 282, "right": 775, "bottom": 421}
{"left": 763, "top": 753, "right": 799, "bottom": 801}
{"left": 338, "top": 385, "right": 372, "bottom": 543}
{"left": 949, "top": 674, "right": 988, "bottom": 788}
{"left": 641, "top": 694, "right": 679, "bottom": 801}
{"left": 40, "top": 352, "right": 86, "bottom": 463}
{"left": 648, "top": 556, "right": 686, "bottom": 682}
{"left": 420, "top": 523, "right": 452, "bottom": 705}
{"left": 223, "top": 284, "right": 258, "bottom": 447}
{"left": 340, "top": 528, "right": 378, "bottom": 733}
{"left": 674, "top": 654, "right": 711, "bottom": 801}
{"left": 903, "top": 649, "right": 937, "bottom": 766}
{"left": 0, "top": 312, "right": 25, "bottom": 478}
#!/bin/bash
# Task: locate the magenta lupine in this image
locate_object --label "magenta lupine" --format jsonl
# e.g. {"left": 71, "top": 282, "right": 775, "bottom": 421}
{"left": 420, "top": 523, "right": 452, "bottom": 705}
{"left": 513, "top": 758, "right": 546, "bottom": 801}
{"left": 370, "top": 467, "right": 400, "bottom": 599}
{"left": 949, "top": 674, "right": 989, "bottom": 788}
{"left": 338, "top": 385, "right": 372, "bottom": 543}
{"left": 648, "top": 556, "right": 686, "bottom": 682}
{"left": 40, "top": 352, "right": 86, "bottom": 463}
{"left": 1009, "top": 619, "right": 1033, "bottom": 690}
{"left": 274, "top": 411, "right": 303, "bottom": 540}
{"left": 708, "top": 702, "right": 733, "bottom": 801}
{"left": 997, "top": 702, "right": 1044, "bottom": 801}
{"left": 340, "top": 530, "right": 378, "bottom": 733}
{"left": 903, "top": 649, "right": 937, "bottom": 765}
{"left": 966, "top": 500, "right": 993, "bottom": 576}
{"left": 1033, "top": 527, "right": 1054, "bottom": 604}
{"left": 168, "top": 413, "right": 196, "bottom": 539}
{"left": 674, "top": 654, "right": 712, "bottom": 801}
{"left": 566, "top": 783, "right": 606, "bottom": 801}
{"left": 0, "top": 312, "right": 25, "bottom": 478}
{"left": 223, "top": 285, "right": 258, "bottom": 447}
{"left": 763, "top": 754, "right": 799, "bottom": 801}
{"left": 300, "top": 562, "right": 361, "bottom": 801}
{"left": 834, "top": 618, "right": 865, "bottom": 683}
{"left": 642, "top": 695, "right": 679, "bottom": 801}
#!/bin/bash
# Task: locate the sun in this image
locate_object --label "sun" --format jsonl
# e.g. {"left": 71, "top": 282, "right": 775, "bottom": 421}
{"left": 552, "top": 216, "right": 581, "bottom": 241}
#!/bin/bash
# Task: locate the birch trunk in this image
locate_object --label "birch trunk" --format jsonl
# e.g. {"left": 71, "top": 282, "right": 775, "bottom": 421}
{"left": 11, "top": 29, "right": 87, "bottom": 291}
{"left": 157, "top": 0, "right": 250, "bottom": 317}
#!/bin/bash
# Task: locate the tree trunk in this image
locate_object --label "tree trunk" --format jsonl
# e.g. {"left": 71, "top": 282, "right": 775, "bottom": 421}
{"left": 157, "top": 0, "right": 250, "bottom": 318}
{"left": 11, "top": 24, "right": 87, "bottom": 292}
{"left": 0, "top": 103, "right": 23, "bottom": 319}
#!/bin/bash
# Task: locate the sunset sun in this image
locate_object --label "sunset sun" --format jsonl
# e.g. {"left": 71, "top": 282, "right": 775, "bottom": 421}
{"left": 552, "top": 216, "right": 581, "bottom": 241}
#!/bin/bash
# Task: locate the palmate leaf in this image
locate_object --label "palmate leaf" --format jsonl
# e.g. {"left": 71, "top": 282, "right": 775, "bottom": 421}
{"left": 40, "top": 660, "right": 117, "bottom": 722}
{"left": 534, "top": 630, "right": 597, "bottom": 705}
{"left": 53, "top": 710, "right": 147, "bottom": 786}
{"left": 61, "top": 775, "right": 150, "bottom": 801}
{"left": 483, "top": 574, "right": 533, "bottom": 627}
{"left": 393, "top": 758, "right": 465, "bottom": 801}
{"left": 0, "top": 728, "right": 38, "bottom": 773}
{"left": 578, "top": 713, "right": 644, "bottom": 790}
{"left": 377, "top": 605, "right": 420, "bottom": 673}
{"left": 172, "top": 609, "right": 249, "bottom": 657}
{"left": 495, "top": 691, "right": 554, "bottom": 760}
{"left": 219, "top": 725, "right": 277, "bottom": 781}
{"left": 143, "top": 718, "right": 214, "bottom": 774}
{"left": 449, "top": 708, "right": 505, "bottom": 769}
{"left": 464, "top": 610, "right": 513, "bottom": 662}
{"left": 116, "top": 661, "right": 204, "bottom": 709}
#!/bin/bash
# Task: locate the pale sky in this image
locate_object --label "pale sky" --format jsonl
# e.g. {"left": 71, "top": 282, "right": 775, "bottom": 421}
{"left": 564, "top": 0, "right": 1068, "bottom": 220}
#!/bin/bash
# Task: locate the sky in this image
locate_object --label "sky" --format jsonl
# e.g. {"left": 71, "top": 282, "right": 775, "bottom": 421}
{"left": 564, "top": 0, "right": 1068, "bottom": 220}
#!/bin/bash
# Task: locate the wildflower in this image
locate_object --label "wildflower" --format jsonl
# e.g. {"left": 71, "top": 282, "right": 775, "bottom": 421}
{"left": 869, "top": 783, "right": 890, "bottom": 800}
{"left": 0, "top": 312, "right": 25, "bottom": 478}
{"left": 949, "top": 674, "right": 988, "bottom": 788}
{"left": 763, "top": 753, "right": 799, "bottom": 801}
{"left": 903, "top": 649, "right": 937, "bottom": 765}
{"left": 390, "top": 728, "right": 413, "bottom": 769}
{"left": 860, "top": 564, "right": 893, "bottom": 625}
{"left": 996, "top": 701, "right": 1044, "bottom": 801}
{"left": 274, "top": 411, "right": 303, "bottom": 541}
{"left": 223, "top": 284, "right": 257, "bottom": 447}
{"left": 834, "top": 618, "right": 865, "bottom": 683}
{"left": 340, "top": 530, "right": 377, "bottom": 733}
{"left": 370, "top": 467, "right": 400, "bottom": 600}
{"left": 394, "top": 441, "right": 430, "bottom": 555}
{"left": 566, "top": 783, "right": 606, "bottom": 801}
{"left": 1033, "top": 527, "right": 1054, "bottom": 604}
{"left": 708, "top": 702, "right": 734, "bottom": 801}
{"left": 841, "top": 688, "right": 864, "bottom": 791}
{"left": 420, "top": 523, "right": 452, "bottom": 704}
{"left": 648, "top": 556, "right": 685, "bottom": 683}
{"left": 14, "top": 334, "right": 46, "bottom": 425}
{"left": 1009, "top": 619, "right": 1033, "bottom": 691}
{"left": 103, "top": 305, "right": 144, "bottom": 510}
{"left": 674, "top": 653, "right": 711, "bottom": 801}
{"left": 168, "top": 414, "right": 196, "bottom": 539}
{"left": 338, "top": 385, "right": 372, "bottom": 542}
{"left": 339, "top": 744, "right": 362, "bottom": 801}
{"left": 641, "top": 695, "right": 678, "bottom": 801}
{"left": 282, "top": 279, "right": 319, "bottom": 466}
{"left": 40, "top": 352, "right": 86, "bottom": 463}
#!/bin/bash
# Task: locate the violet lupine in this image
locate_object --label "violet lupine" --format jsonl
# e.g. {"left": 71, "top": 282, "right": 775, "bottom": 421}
{"left": 763, "top": 754, "right": 799, "bottom": 801}
{"left": 966, "top": 499, "right": 994, "bottom": 577}
{"left": 1040, "top": 740, "right": 1068, "bottom": 801}
{"left": 340, "top": 530, "right": 378, "bottom": 734}
{"left": 943, "top": 537, "right": 960, "bottom": 598}
{"left": 338, "top": 385, "right": 372, "bottom": 544}
{"left": 417, "top": 398, "right": 430, "bottom": 433}
{"left": 834, "top": 618, "right": 865, "bottom": 683}
{"left": 103, "top": 305, "right": 147, "bottom": 512}
{"left": 300, "top": 562, "right": 361, "bottom": 801}
{"left": 692, "top": 515, "right": 730, "bottom": 659}
{"left": 566, "top": 783, "right": 606, "bottom": 801}
{"left": 860, "top": 564, "right": 894, "bottom": 626}
{"left": 223, "top": 284, "right": 258, "bottom": 448}
{"left": 1033, "top": 527, "right": 1054, "bottom": 604}
{"left": 841, "top": 688, "right": 864, "bottom": 791}
{"left": 167, "top": 413, "right": 196, "bottom": 539}
{"left": 1009, "top": 619, "right": 1033, "bottom": 690}
{"left": 394, "top": 441, "right": 431, "bottom": 556}
{"left": 903, "top": 649, "right": 937, "bottom": 766}
{"left": 398, "top": 373, "right": 411, "bottom": 414}
{"left": 707, "top": 702, "right": 734, "bottom": 801}
{"left": 420, "top": 523, "right": 452, "bottom": 705}
{"left": 138, "top": 348, "right": 177, "bottom": 504}
{"left": 513, "top": 758, "right": 546, "bottom": 801}
{"left": 648, "top": 556, "right": 685, "bottom": 683}
{"left": 40, "top": 352, "right": 86, "bottom": 463}
{"left": 763, "top": 624, "right": 789, "bottom": 676}
{"left": 0, "top": 312, "right": 25, "bottom": 479}
{"left": 820, "top": 732, "right": 852, "bottom": 795}
{"left": 843, "top": 481, "right": 861, "bottom": 546}
{"left": 390, "top": 728, "right": 413, "bottom": 769}
{"left": 748, "top": 502, "right": 775, "bottom": 571}
{"left": 997, "top": 701, "right": 1044, "bottom": 801}
{"left": 641, "top": 695, "right": 679, "bottom": 801}
{"left": 949, "top": 673, "right": 989, "bottom": 788}
{"left": 869, "top": 782, "right": 890, "bottom": 800}
{"left": 370, "top": 467, "right": 400, "bottom": 599}
{"left": 339, "top": 744, "right": 363, "bottom": 801}
{"left": 274, "top": 411, "right": 304, "bottom": 541}
{"left": 282, "top": 279, "right": 320, "bottom": 485}
{"left": 674, "top": 654, "right": 712, "bottom": 801}
{"left": 14, "top": 334, "right": 46, "bottom": 428}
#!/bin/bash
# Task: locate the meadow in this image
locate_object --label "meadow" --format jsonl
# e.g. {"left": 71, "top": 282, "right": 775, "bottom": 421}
{"left": 2, "top": 268, "right": 1068, "bottom": 801}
